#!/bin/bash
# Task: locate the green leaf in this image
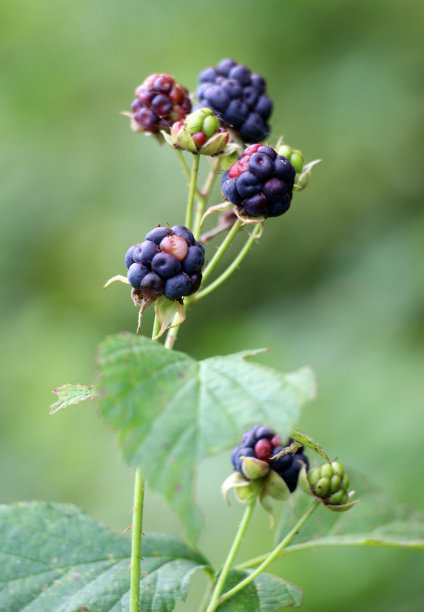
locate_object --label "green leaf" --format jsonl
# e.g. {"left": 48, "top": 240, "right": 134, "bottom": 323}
{"left": 50, "top": 383, "right": 97, "bottom": 415}
{"left": 276, "top": 477, "right": 424, "bottom": 553}
{"left": 290, "top": 428, "right": 331, "bottom": 463}
{"left": 0, "top": 502, "right": 208, "bottom": 612}
{"left": 97, "top": 333, "right": 316, "bottom": 541}
{"left": 218, "top": 569, "right": 302, "bottom": 610}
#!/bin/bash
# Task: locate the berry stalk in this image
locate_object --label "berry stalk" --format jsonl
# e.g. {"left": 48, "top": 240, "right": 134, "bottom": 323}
{"left": 217, "top": 499, "right": 320, "bottom": 608}
{"left": 204, "top": 493, "right": 257, "bottom": 612}
{"left": 176, "top": 149, "right": 203, "bottom": 201}
{"left": 200, "top": 219, "right": 241, "bottom": 285}
{"left": 193, "top": 221, "right": 262, "bottom": 302}
{"left": 192, "top": 157, "right": 222, "bottom": 240}
{"left": 185, "top": 154, "right": 200, "bottom": 230}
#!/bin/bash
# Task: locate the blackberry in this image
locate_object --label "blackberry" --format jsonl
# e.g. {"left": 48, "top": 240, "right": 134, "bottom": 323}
{"left": 231, "top": 425, "right": 308, "bottom": 493}
{"left": 222, "top": 144, "right": 296, "bottom": 218}
{"left": 196, "top": 59, "right": 273, "bottom": 143}
{"left": 130, "top": 73, "right": 192, "bottom": 134}
{"left": 125, "top": 225, "right": 204, "bottom": 301}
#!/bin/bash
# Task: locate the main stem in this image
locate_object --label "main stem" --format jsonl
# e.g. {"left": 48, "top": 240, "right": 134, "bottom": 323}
{"left": 130, "top": 315, "right": 160, "bottom": 612}
{"left": 205, "top": 495, "right": 257, "bottom": 612}
{"left": 185, "top": 154, "right": 200, "bottom": 230}
{"left": 217, "top": 500, "right": 320, "bottom": 608}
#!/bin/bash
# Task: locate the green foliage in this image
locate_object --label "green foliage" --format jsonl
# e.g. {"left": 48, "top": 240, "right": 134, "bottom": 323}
{"left": 218, "top": 570, "right": 302, "bottom": 610}
{"left": 0, "top": 502, "right": 208, "bottom": 612}
{"left": 290, "top": 428, "right": 331, "bottom": 463}
{"left": 275, "top": 483, "right": 424, "bottom": 553}
{"left": 97, "top": 333, "right": 316, "bottom": 541}
{"left": 50, "top": 383, "right": 97, "bottom": 415}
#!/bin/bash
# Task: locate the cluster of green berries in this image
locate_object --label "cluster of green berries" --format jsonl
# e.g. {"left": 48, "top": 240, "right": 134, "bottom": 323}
{"left": 170, "top": 107, "right": 229, "bottom": 155}
{"left": 307, "top": 461, "right": 350, "bottom": 505}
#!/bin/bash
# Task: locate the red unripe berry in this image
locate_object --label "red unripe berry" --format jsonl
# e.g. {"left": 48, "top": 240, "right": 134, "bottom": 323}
{"left": 192, "top": 132, "right": 207, "bottom": 147}
{"left": 271, "top": 435, "right": 281, "bottom": 448}
{"left": 229, "top": 164, "right": 241, "bottom": 178}
{"left": 244, "top": 143, "right": 262, "bottom": 155}
{"left": 254, "top": 438, "right": 272, "bottom": 460}
{"left": 160, "top": 235, "right": 188, "bottom": 261}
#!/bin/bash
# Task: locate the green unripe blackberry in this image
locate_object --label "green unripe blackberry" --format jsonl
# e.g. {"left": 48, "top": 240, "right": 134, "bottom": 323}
{"left": 307, "top": 461, "right": 351, "bottom": 506}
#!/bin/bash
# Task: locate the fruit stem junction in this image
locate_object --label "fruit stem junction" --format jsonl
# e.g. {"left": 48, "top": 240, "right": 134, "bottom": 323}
{"left": 217, "top": 499, "right": 320, "bottom": 607}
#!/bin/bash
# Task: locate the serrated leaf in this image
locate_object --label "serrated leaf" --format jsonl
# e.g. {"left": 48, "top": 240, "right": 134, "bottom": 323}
{"left": 275, "top": 476, "right": 424, "bottom": 553}
{"left": 50, "top": 383, "right": 97, "bottom": 415}
{"left": 218, "top": 569, "right": 302, "bottom": 610}
{"left": 0, "top": 502, "right": 208, "bottom": 612}
{"left": 97, "top": 333, "right": 316, "bottom": 542}
{"left": 290, "top": 428, "right": 331, "bottom": 463}
{"left": 154, "top": 296, "right": 186, "bottom": 339}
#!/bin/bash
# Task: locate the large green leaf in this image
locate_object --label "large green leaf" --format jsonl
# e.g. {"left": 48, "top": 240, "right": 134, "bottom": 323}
{"left": 97, "top": 333, "right": 316, "bottom": 541}
{"left": 0, "top": 502, "right": 208, "bottom": 612}
{"left": 218, "top": 569, "right": 302, "bottom": 610}
{"left": 275, "top": 477, "right": 424, "bottom": 554}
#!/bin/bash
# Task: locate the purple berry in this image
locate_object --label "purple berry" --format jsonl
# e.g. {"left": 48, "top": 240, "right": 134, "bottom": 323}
{"left": 151, "top": 252, "right": 181, "bottom": 278}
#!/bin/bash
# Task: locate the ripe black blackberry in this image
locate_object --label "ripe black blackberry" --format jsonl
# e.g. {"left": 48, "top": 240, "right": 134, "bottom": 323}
{"left": 221, "top": 144, "right": 296, "bottom": 218}
{"left": 231, "top": 425, "right": 309, "bottom": 493}
{"left": 130, "top": 73, "right": 192, "bottom": 134}
{"left": 125, "top": 225, "right": 204, "bottom": 301}
{"left": 196, "top": 59, "right": 273, "bottom": 143}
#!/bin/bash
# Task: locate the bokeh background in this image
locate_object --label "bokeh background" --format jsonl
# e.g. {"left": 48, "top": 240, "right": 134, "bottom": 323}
{"left": 1, "top": 0, "right": 423, "bottom": 609}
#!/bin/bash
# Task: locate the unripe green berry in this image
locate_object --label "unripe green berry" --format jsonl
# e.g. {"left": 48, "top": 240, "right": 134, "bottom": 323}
{"left": 330, "top": 474, "right": 342, "bottom": 493}
{"left": 186, "top": 114, "right": 204, "bottom": 135}
{"left": 331, "top": 461, "right": 344, "bottom": 477}
{"left": 341, "top": 492, "right": 349, "bottom": 505}
{"left": 320, "top": 463, "right": 334, "bottom": 479}
{"left": 315, "top": 477, "right": 330, "bottom": 497}
{"left": 328, "top": 489, "right": 345, "bottom": 505}
{"left": 307, "top": 467, "right": 321, "bottom": 487}
{"left": 277, "top": 144, "right": 293, "bottom": 158}
{"left": 341, "top": 473, "right": 350, "bottom": 490}
{"left": 290, "top": 150, "right": 304, "bottom": 174}
{"left": 203, "top": 115, "right": 219, "bottom": 139}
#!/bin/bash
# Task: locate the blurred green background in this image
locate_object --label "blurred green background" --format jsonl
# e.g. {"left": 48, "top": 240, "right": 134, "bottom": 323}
{"left": 1, "top": 0, "right": 423, "bottom": 609}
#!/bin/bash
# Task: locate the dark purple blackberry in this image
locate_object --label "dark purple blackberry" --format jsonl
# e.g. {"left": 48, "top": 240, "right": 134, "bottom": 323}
{"left": 131, "top": 73, "right": 192, "bottom": 134}
{"left": 125, "top": 225, "right": 204, "bottom": 300}
{"left": 196, "top": 59, "right": 272, "bottom": 143}
{"left": 222, "top": 144, "right": 296, "bottom": 218}
{"left": 231, "top": 425, "right": 307, "bottom": 492}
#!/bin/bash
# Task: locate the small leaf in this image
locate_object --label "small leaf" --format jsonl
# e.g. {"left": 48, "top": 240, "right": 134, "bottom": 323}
{"left": 50, "top": 383, "right": 97, "bottom": 415}
{"left": 0, "top": 502, "right": 209, "bottom": 612}
{"left": 97, "top": 334, "right": 316, "bottom": 542}
{"left": 221, "top": 472, "right": 252, "bottom": 504}
{"left": 218, "top": 569, "right": 302, "bottom": 610}
{"left": 276, "top": 476, "right": 424, "bottom": 552}
{"left": 154, "top": 296, "right": 186, "bottom": 339}
{"left": 290, "top": 428, "right": 331, "bottom": 463}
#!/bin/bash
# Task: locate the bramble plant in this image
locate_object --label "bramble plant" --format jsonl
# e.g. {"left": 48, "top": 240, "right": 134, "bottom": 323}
{"left": 2, "top": 59, "right": 423, "bottom": 612}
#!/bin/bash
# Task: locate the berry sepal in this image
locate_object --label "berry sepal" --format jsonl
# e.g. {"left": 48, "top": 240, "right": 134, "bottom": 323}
{"left": 299, "top": 461, "right": 359, "bottom": 512}
{"left": 153, "top": 296, "right": 186, "bottom": 339}
{"left": 221, "top": 472, "right": 260, "bottom": 504}
{"left": 276, "top": 142, "right": 321, "bottom": 192}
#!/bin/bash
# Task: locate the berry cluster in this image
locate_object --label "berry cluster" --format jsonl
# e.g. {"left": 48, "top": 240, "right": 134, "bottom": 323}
{"left": 231, "top": 425, "right": 309, "bottom": 492}
{"left": 170, "top": 107, "right": 229, "bottom": 155}
{"left": 125, "top": 225, "right": 204, "bottom": 300}
{"left": 307, "top": 461, "right": 350, "bottom": 506}
{"left": 131, "top": 73, "right": 192, "bottom": 134}
{"left": 196, "top": 59, "right": 272, "bottom": 143}
{"left": 222, "top": 144, "right": 296, "bottom": 217}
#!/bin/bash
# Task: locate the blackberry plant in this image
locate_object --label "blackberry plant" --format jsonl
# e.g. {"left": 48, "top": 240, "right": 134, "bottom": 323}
{"left": 2, "top": 59, "right": 423, "bottom": 612}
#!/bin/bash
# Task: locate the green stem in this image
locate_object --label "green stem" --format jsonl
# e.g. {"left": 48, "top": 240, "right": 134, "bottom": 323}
{"left": 185, "top": 154, "right": 200, "bottom": 230}
{"left": 192, "top": 157, "right": 221, "bottom": 240}
{"left": 193, "top": 222, "right": 261, "bottom": 302}
{"left": 205, "top": 495, "right": 257, "bottom": 612}
{"left": 217, "top": 500, "right": 320, "bottom": 608}
{"left": 201, "top": 219, "right": 241, "bottom": 285}
{"left": 130, "top": 468, "right": 145, "bottom": 612}
{"left": 176, "top": 150, "right": 203, "bottom": 200}
{"left": 129, "top": 316, "right": 160, "bottom": 612}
